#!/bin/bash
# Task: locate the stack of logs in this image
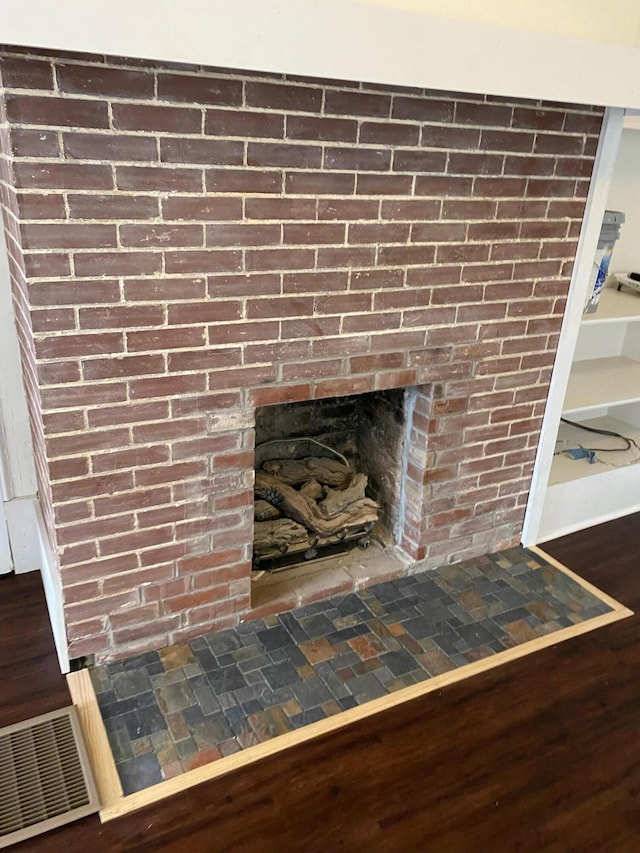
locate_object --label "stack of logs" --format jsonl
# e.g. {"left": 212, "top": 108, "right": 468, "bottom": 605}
{"left": 253, "top": 456, "right": 380, "bottom": 565}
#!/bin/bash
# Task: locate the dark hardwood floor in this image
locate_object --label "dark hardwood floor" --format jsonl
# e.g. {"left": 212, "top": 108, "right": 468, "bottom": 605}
{"left": 0, "top": 571, "right": 70, "bottom": 728}
{"left": 4, "top": 515, "right": 640, "bottom": 852}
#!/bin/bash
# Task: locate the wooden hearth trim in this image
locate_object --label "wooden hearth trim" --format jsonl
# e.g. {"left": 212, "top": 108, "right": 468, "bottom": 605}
{"left": 66, "top": 668, "right": 124, "bottom": 809}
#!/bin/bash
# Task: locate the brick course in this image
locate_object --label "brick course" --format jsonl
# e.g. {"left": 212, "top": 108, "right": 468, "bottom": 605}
{"left": 0, "top": 48, "right": 602, "bottom": 661}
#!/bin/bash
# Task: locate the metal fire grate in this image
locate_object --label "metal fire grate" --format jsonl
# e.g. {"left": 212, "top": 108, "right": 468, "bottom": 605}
{"left": 0, "top": 707, "right": 100, "bottom": 848}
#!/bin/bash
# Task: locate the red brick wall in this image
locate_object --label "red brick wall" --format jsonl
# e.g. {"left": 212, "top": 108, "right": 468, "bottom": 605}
{"left": 0, "top": 47, "right": 602, "bottom": 661}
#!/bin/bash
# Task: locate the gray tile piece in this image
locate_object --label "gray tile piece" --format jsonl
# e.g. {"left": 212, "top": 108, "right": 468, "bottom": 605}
{"left": 192, "top": 714, "right": 234, "bottom": 748}
{"left": 299, "top": 613, "right": 336, "bottom": 638}
{"left": 233, "top": 684, "right": 264, "bottom": 705}
{"left": 224, "top": 705, "right": 253, "bottom": 737}
{"left": 379, "top": 651, "right": 421, "bottom": 677}
{"left": 175, "top": 737, "right": 198, "bottom": 762}
{"left": 415, "top": 600, "right": 453, "bottom": 624}
{"left": 291, "top": 678, "right": 333, "bottom": 710}
{"left": 278, "top": 611, "right": 309, "bottom": 644}
{"left": 118, "top": 753, "right": 163, "bottom": 796}
{"left": 112, "top": 669, "right": 152, "bottom": 700}
{"left": 206, "top": 664, "right": 247, "bottom": 694}
{"left": 123, "top": 705, "right": 167, "bottom": 740}
{"left": 266, "top": 645, "right": 308, "bottom": 667}
{"left": 257, "top": 625, "right": 294, "bottom": 651}
{"left": 403, "top": 615, "right": 440, "bottom": 641}
{"left": 261, "top": 660, "right": 301, "bottom": 690}
{"left": 237, "top": 652, "right": 272, "bottom": 673}
{"left": 103, "top": 719, "right": 134, "bottom": 765}
{"left": 192, "top": 646, "right": 218, "bottom": 672}
{"left": 207, "top": 629, "right": 242, "bottom": 657}
{"left": 192, "top": 684, "right": 221, "bottom": 716}
{"left": 290, "top": 707, "right": 327, "bottom": 728}
{"left": 349, "top": 673, "right": 388, "bottom": 703}
{"left": 155, "top": 680, "right": 197, "bottom": 714}
{"left": 257, "top": 686, "right": 294, "bottom": 708}
{"left": 455, "top": 623, "right": 497, "bottom": 648}
{"left": 432, "top": 630, "right": 464, "bottom": 657}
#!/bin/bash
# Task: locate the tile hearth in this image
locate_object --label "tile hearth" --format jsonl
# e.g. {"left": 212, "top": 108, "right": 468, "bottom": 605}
{"left": 89, "top": 547, "right": 612, "bottom": 795}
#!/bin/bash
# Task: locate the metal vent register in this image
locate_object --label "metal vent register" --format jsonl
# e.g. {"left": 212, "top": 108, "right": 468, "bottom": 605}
{"left": 0, "top": 707, "right": 99, "bottom": 848}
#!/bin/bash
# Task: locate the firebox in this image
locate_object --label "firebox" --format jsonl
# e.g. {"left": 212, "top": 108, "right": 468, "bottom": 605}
{"left": 252, "top": 388, "right": 420, "bottom": 572}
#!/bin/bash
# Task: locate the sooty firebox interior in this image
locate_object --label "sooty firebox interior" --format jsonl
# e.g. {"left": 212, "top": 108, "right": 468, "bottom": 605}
{"left": 252, "top": 389, "right": 412, "bottom": 571}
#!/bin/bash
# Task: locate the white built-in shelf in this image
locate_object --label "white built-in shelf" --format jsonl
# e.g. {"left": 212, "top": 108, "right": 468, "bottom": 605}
{"left": 539, "top": 415, "right": 640, "bottom": 542}
{"left": 563, "top": 356, "right": 640, "bottom": 414}
{"left": 549, "top": 416, "right": 640, "bottom": 486}
{"left": 535, "top": 122, "right": 640, "bottom": 544}
{"left": 582, "top": 283, "right": 640, "bottom": 324}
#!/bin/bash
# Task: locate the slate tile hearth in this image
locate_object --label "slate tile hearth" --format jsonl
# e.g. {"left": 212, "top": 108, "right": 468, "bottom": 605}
{"left": 90, "top": 547, "right": 612, "bottom": 795}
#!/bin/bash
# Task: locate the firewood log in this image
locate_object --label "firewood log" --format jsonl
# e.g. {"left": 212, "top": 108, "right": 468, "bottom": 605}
{"left": 318, "top": 472, "right": 369, "bottom": 519}
{"left": 253, "top": 518, "right": 308, "bottom": 553}
{"left": 300, "top": 479, "right": 323, "bottom": 501}
{"left": 254, "top": 499, "right": 282, "bottom": 521}
{"left": 255, "top": 470, "right": 378, "bottom": 537}
{"left": 262, "top": 456, "right": 352, "bottom": 488}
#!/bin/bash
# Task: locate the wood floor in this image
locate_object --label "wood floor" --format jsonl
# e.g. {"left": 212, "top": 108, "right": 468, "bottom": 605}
{"left": 0, "top": 572, "right": 69, "bottom": 728}
{"left": 3, "top": 515, "right": 640, "bottom": 852}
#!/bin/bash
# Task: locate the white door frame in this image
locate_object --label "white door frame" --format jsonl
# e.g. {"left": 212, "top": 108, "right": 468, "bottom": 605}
{"left": 522, "top": 107, "right": 626, "bottom": 546}
{"left": 0, "top": 495, "right": 13, "bottom": 575}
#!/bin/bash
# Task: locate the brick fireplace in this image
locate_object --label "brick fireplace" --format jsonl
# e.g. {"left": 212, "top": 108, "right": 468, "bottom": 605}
{"left": 0, "top": 47, "right": 601, "bottom": 662}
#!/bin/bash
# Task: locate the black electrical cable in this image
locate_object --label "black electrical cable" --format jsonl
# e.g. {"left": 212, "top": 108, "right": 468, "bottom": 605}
{"left": 559, "top": 416, "right": 640, "bottom": 453}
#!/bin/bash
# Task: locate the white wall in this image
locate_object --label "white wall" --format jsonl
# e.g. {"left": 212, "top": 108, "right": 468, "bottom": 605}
{"left": 3, "top": 1, "right": 640, "bottom": 107}
{"left": 361, "top": 0, "right": 640, "bottom": 47}
{"left": 607, "top": 129, "right": 640, "bottom": 273}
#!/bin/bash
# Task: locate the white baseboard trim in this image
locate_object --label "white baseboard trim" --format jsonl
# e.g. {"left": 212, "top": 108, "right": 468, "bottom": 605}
{"left": 33, "top": 500, "right": 69, "bottom": 674}
{"left": 4, "top": 495, "right": 41, "bottom": 573}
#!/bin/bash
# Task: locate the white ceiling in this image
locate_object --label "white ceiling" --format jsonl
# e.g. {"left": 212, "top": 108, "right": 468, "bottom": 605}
{"left": 2, "top": 0, "right": 640, "bottom": 107}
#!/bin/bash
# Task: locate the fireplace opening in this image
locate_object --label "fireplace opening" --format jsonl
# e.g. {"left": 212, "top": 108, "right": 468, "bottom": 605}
{"left": 252, "top": 388, "right": 414, "bottom": 573}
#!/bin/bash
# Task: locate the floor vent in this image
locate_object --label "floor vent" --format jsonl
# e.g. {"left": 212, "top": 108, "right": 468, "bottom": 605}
{"left": 0, "top": 707, "right": 100, "bottom": 848}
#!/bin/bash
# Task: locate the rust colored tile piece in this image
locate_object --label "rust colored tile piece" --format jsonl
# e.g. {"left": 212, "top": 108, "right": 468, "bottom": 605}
{"left": 527, "top": 600, "right": 558, "bottom": 623}
{"left": 336, "top": 667, "right": 356, "bottom": 682}
{"left": 387, "top": 675, "right": 418, "bottom": 693}
{"left": 504, "top": 619, "right": 540, "bottom": 643}
{"left": 348, "top": 634, "right": 385, "bottom": 660}
{"left": 458, "top": 589, "right": 486, "bottom": 611}
{"left": 282, "top": 699, "right": 303, "bottom": 717}
{"left": 166, "top": 711, "right": 190, "bottom": 742}
{"left": 186, "top": 747, "right": 223, "bottom": 771}
{"left": 463, "top": 645, "right": 495, "bottom": 663}
{"left": 159, "top": 643, "right": 196, "bottom": 670}
{"left": 249, "top": 707, "right": 293, "bottom": 742}
{"left": 354, "top": 658, "right": 383, "bottom": 675}
{"left": 161, "top": 760, "right": 184, "bottom": 780}
{"left": 298, "top": 665, "right": 316, "bottom": 680}
{"left": 398, "top": 633, "right": 423, "bottom": 656}
{"left": 154, "top": 734, "right": 179, "bottom": 767}
{"left": 299, "top": 637, "right": 336, "bottom": 664}
{"left": 237, "top": 731, "right": 261, "bottom": 749}
{"left": 417, "top": 646, "right": 457, "bottom": 676}
{"left": 131, "top": 737, "right": 153, "bottom": 757}
{"left": 367, "top": 619, "right": 401, "bottom": 646}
